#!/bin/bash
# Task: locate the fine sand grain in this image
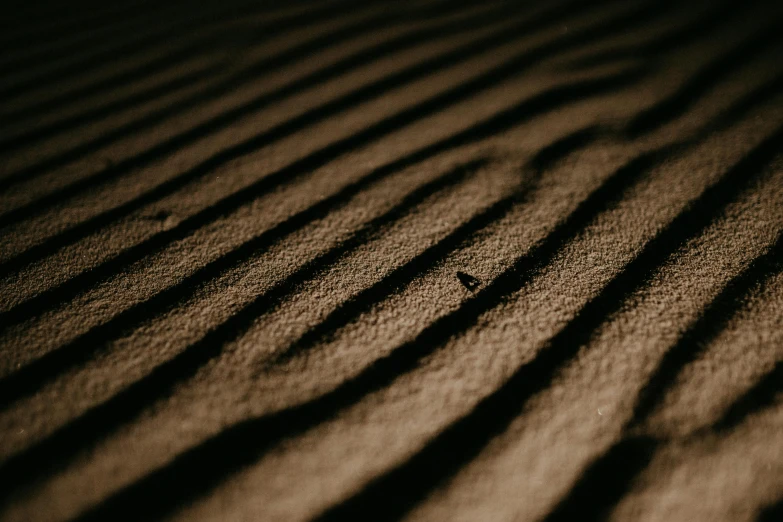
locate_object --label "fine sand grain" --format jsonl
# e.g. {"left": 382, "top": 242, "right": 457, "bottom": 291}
{"left": 1, "top": 0, "right": 782, "bottom": 521}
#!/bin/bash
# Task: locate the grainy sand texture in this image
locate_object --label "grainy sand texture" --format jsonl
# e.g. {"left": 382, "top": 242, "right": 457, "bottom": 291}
{"left": 1, "top": 0, "right": 782, "bottom": 520}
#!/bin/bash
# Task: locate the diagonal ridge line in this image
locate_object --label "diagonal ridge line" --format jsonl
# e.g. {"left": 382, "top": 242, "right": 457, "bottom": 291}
{"left": 756, "top": 493, "right": 783, "bottom": 522}
{"left": 64, "top": 188, "right": 528, "bottom": 522}
{"left": 714, "top": 360, "right": 783, "bottom": 432}
{"left": 528, "top": 125, "right": 604, "bottom": 171}
{"left": 540, "top": 435, "right": 660, "bottom": 522}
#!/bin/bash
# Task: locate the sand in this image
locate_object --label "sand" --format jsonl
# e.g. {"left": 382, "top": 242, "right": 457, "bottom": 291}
{"left": 0, "top": 0, "right": 782, "bottom": 520}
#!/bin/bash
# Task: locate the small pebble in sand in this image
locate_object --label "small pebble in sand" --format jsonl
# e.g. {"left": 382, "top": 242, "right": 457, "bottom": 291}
{"left": 456, "top": 271, "right": 481, "bottom": 291}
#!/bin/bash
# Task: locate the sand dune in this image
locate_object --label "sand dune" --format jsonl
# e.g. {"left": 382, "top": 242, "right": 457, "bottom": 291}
{"left": 1, "top": 0, "right": 782, "bottom": 520}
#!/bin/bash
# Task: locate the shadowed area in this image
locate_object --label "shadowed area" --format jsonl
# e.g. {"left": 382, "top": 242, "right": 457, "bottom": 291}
{"left": 1, "top": 0, "right": 782, "bottom": 521}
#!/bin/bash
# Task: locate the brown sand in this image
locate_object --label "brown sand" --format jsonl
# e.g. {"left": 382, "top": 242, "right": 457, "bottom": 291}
{"left": 1, "top": 0, "right": 782, "bottom": 520}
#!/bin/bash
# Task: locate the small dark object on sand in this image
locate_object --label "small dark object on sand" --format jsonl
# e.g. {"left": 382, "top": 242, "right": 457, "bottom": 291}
{"left": 456, "top": 271, "right": 481, "bottom": 291}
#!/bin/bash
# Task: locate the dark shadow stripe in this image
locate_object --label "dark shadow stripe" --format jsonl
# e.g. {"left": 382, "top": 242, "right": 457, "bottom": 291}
{"left": 626, "top": 19, "right": 783, "bottom": 137}
{"left": 630, "top": 232, "right": 783, "bottom": 427}
{"left": 715, "top": 360, "right": 783, "bottom": 431}
{"left": 0, "top": 0, "right": 508, "bottom": 154}
{"left": 0, "top": 69, "right": 644, "bottom": 411}
{"left": 528, "top": 124, "right": 604, "bottom": 171}
{"left": 0, "top": 158, "right": 488, "bottom": 508}
{"left": 0, "top": 3, "right": 654, "bottom": 321}
{"left": 542, "top": 436, "right": 660, "bottom": 522}
{"left": 707, "top": 69, "right": 783, "bottom": 131}
{"left": 0, "top": 0, "right": 521, "bottom": 190}
{"left": 757, "top": 496, "right": 783, "bottom": 522}
{"left": 0, "top": 0, "right": 366, "bottom": 103}
{"left": 29, "top": 51, "right": 783, "bottom": 492}
{"left": 1, "top": 5, "right": 778, "bottom": 520}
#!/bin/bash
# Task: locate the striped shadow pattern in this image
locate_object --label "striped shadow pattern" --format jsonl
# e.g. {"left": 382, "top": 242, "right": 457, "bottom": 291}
{"left": 1, "top": 0, "right": 782, "bottom": 521}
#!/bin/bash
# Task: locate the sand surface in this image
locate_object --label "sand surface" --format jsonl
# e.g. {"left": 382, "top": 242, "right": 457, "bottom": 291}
{"left": 1, "top": 0, "right": 782, "bottom": 520}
